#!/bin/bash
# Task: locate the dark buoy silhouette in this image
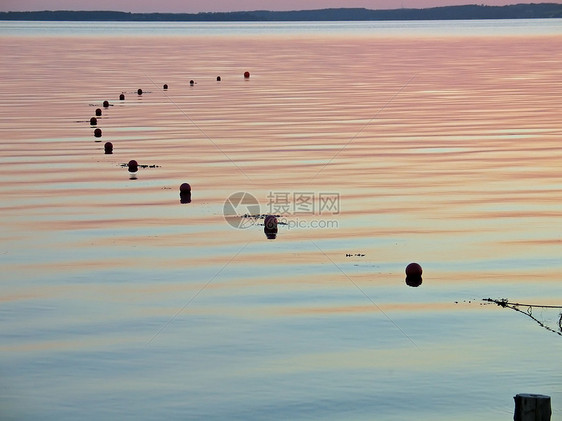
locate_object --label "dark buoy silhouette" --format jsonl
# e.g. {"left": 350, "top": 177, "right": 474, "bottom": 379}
{"left": 104, "top": 142, "right": 113, "bottom": 154}
{"left": 163, "top": 84, "right": 168, "bottom": 90}
{"left": 137, "top": 89, "right": 143, "bottom": 95}
{"left": 94, "top": 128, "right": 102, "bottom": 138}
{"left": 189, "top": 80, "right": 195, "bottom": 86}
{"left": 244, "top": 71, "right": 250, "bottom": 79}
{"left": 119, "top": 93, "right": 125, "bottom": 100}
{"left": 405, "top": 262, "right": 423, "bottom": 287}
{"left": 216, "top": 76, "right": 221, "bottom": 81}
{"left": 179, "top": 183, "right": 191, "bottom": 204}
{"left": 95, "top": 108, "right": 102, "bottom": 116}
{"left": 264, "top": 215, "right": 278, "bottom": 240}
{"left": 127, "top": 160, "right": 138, "bottom": 173}
{"left": 90, "top": 117, "right": 97, "bottom": 126}
{"left": 406, "top": 262, "right": 422, "bottom": 277}
{"left": 103, "top": 100, "right": 109, "bottom": 108}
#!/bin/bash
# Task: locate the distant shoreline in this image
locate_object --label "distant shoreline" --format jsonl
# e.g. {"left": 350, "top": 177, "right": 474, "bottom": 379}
{"left": 2, "top": 3, "right": 562, "bottom": 21}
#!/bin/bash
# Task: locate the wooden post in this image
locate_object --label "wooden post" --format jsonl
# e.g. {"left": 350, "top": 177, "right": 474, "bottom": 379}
{"left": 514, "top": 393, "right": 551, "bottom": 421}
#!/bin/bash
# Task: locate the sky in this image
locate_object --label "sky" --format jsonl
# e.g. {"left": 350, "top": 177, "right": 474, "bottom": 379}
{"left": 2, "top": 0, "right": 562, "bottom": 13}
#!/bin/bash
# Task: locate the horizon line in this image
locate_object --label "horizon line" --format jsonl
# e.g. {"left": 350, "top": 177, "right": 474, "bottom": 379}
{"left": 3, "top": 2, "right": 562, "bottom": 14}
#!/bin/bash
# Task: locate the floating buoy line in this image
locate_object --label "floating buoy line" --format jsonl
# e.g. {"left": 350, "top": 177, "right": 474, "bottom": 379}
{"left": 84, "top": 73, "right": 253, "bottom": 212}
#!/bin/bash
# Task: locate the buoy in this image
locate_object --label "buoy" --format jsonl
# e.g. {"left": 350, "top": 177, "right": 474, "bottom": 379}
{"left": 406, "top": 263, "right": 423, "bottom": 277}
{"left": 137, "top": 89, "right": 142, "bottom": 95}
{"left": 189, "top": 80, "right": 194, "bottom": 86}
{"left": 104, "top": 142, "right": 113, "bottom": 154}
{"left": 180, "top": 183, "right": 191, "bottom": 193}
{"left": 180, "top": 183, "right": 191, "bottom": 204}
{"left": 244, "top": 71, "right": 250, "bottom": 79}
{"left": 119, "top": 93, "right": 125, "bottom": 100}
{"left": 103, "top": 100, "right": 109, "bottom": 108}
{"left": 95, "top": 108, "right": 102, "bottom": 116}
{"left": 216, "top": 76, "right": 221, "bottom": 81}
{"left": 90, "top": 117, "right": 97, "bottom": 126}
{"left": 94, "top": 128, "right": 102, "bottom": 138}
{"left": 264, "top": 215, "right": 278, "bottom": 240}
{"left": 127, "top": 160, "right": 138, "bottom": 173}
{"left": 405, "top": 262, "right": 423, "bottom": 287}
{"left": 163, "top": 84, "right": 168, "bottom": 90}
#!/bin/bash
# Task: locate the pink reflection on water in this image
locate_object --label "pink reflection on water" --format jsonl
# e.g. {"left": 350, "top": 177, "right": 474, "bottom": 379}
{"left": 1, "top": 33, "right": 561, "bottom": 307}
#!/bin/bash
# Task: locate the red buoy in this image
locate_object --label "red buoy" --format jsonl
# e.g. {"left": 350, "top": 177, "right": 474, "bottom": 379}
{"left": 94, "top": 128, "right": 102, "bottom": 138}
{"left": 244, "top": 71, "right": 250, "bottom": 79}
{"left": 179, "top": 183, "right": 191, "bottom": 204}
{"left": 264, "top": 215, "right": 278, "bottom": 239}
{"left": 104, "top": 142, "right": 113, "bottom": 154}
{"left": 179, "top": 183, "right": 191, "bottom": 193}
{"left": 127, "top": 160, "right": 138, "bottom": 173}
{"left": 405, "top": 263, "right": 423, "bottom": 287}
{"left": 90, "top": 117, "right": 97, "bottom": 126}
{"left": 95, "top": 108, "right": 102, "bottom": 116}
{"left": 405, "top": 263, "right": 423, "bottom": 277}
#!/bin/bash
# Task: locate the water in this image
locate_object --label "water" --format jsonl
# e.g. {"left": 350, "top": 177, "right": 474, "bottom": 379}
{"left": 2, "top": 19, "right": 562, "bottom": 37}
{"left": 1, "top": 20, "right": 561, "bottom": 420}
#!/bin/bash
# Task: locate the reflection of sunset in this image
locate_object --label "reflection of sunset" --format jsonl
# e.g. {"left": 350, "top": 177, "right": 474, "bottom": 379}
{"left": 3, "top": 33, "right": 562, "bottom": 282}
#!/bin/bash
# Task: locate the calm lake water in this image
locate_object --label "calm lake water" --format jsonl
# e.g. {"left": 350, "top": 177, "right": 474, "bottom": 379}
{"left": 1, "top": 20, "right": 561, "bottom": 420}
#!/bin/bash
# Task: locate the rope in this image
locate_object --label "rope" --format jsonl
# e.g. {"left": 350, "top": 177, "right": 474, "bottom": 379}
{"left": 483, "top": 298, "right": 562, "bottom": 337}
